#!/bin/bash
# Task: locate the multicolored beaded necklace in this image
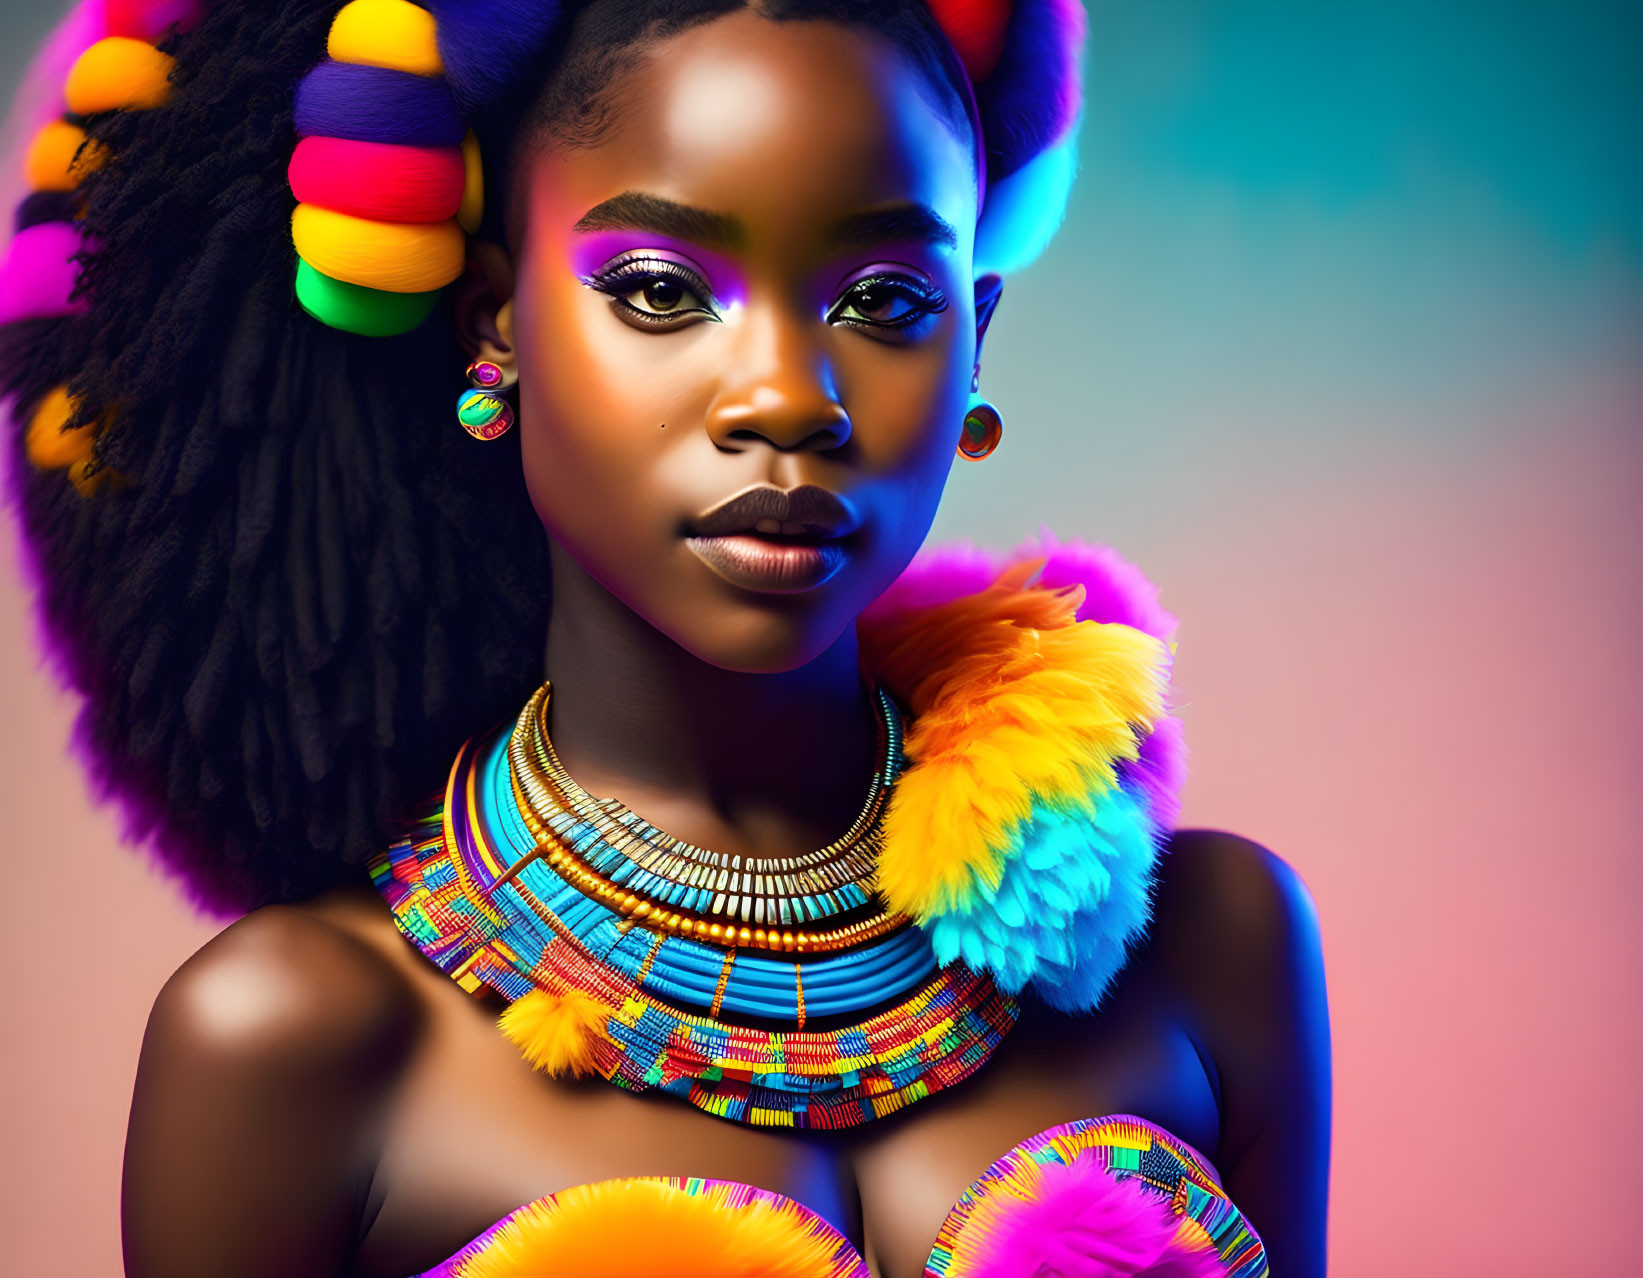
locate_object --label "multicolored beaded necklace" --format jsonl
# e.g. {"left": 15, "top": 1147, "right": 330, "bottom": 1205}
{"left": 370, "top": 681, "right": 1020, "bottom": 1130}
{"left": 370, "top": 537, "right": 1187, "bottom": 1131}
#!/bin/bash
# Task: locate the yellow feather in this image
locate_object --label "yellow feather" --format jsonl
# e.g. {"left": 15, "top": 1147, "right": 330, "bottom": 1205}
{"left": 862, "top": 571, "right": 1171, "bottom": 920}
{"left": 454, "top": 1178, "right": 860, "bottom": 1278}
{"left": 497, "top": 987, "right": 610, "bottom": 1078}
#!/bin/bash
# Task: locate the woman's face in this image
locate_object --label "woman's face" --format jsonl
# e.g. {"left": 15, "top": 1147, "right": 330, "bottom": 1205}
{"left": 471, "top": 11, "right": 997, "bottom": 672}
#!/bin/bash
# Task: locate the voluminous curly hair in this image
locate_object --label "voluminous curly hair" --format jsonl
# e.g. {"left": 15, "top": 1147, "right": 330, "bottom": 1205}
{"left": 0, "top": 0, "right": 1084, "bottom": 914}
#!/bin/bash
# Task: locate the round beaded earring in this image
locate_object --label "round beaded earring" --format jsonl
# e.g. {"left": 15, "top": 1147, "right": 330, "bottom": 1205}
{"left": 456, "top": 358, "right": 515, "bottom": 440}
{"left": 958, "top": 397, "right": 1003, "bottom": 460}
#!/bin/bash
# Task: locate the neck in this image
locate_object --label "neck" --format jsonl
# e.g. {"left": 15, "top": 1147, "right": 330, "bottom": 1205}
{"left": 538, "top": 545, "right": 879, "bottom": 857}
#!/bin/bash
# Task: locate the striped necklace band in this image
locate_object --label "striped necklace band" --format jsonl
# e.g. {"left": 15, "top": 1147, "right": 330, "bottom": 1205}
{"left": 507, "top": 682, "right": 908, "bottom": 938}
{"left": 472, "top": 733, "right": 945, "bottom": 1021}
{"left": 368, "top": 726, "right": 1022, "bottom": 1128}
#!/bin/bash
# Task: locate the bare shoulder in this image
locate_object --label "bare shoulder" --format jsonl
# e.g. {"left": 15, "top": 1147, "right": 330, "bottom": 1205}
{"left": 1150, "top": 826, "right": 1323, "bottom": 976}
{"left": 143, "top": 885, "right": 420, "bottom": 1078}
{"left": 124, "top": 885, "right": 423, "bottom": 1277}
{"left": 1145, "top": 826, "right": 1330, "bottom": 1115}
{"left": 1149, "top": 829, "right": 1332, "bottom": 1275}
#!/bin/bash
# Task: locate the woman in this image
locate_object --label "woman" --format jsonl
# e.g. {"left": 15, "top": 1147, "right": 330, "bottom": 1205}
{"left": 0, "top": 1, "right": 1330, "bottom": 1275}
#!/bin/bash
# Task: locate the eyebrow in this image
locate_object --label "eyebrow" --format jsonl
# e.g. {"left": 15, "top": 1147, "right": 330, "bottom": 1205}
{"left": 826, "top": 205, "right": 958, "bottom": 251}
{"left": 573, "top": 192, "right": 743, "bottom": 250}
{"left": 572, "top": 192, "right": 958, "bottom": 253}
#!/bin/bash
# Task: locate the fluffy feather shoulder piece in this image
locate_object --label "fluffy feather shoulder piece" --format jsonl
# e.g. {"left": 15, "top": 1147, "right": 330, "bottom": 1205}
{"left": 858, "top": 531, "right": 1186, "bottom": 1013}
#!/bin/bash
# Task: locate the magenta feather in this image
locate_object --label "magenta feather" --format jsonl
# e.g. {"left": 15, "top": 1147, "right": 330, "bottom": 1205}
{"left": 965, "top": 1157, "right": 1224, "bottom": 1278}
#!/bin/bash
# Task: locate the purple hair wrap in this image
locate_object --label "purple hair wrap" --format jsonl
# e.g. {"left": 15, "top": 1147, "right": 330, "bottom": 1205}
{"left": 293, "top": 61, "right": 467, "bottom": 147}
{"left": 423, "top": 0, "right": 570, "bottom": 114}
{"left": 12, "top": 189, "right": 76, "bottom": 235}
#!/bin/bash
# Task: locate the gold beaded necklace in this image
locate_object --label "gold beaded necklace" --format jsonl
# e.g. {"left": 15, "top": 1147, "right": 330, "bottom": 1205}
{"left": 501, "top": 682, "right": 912, "bottom": 955}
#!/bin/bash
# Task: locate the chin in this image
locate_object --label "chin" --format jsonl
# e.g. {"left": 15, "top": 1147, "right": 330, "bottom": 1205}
{"left": 665, "top": 592, "right": 858, "bottom": 675}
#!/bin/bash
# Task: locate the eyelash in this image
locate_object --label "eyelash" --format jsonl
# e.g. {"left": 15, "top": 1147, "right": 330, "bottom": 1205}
{"left": 584, "top": 256, "right": 716, "bottom": 326}
{"left": 827, "top": 275, "right": 949, "bottom": 336}
{"left": 583, "top": 258, "right": 949, "bottom": 338}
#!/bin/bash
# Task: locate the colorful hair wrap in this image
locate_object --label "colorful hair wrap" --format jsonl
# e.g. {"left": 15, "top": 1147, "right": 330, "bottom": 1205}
{"left": 289, "top": 0, "right": 1088, "bottom": 336}
{"left": 12, "top": 189, "right": 79, "bottom": 234}
{"left": 0, "top": 222, "right": 90, "bottom": 323}
{"left": 287, "top": 0, "right": 482, "bottom": 336}
{"left": 293, "top": 61, "right": 468, "bottom": 146}
{"left": 288, "top": 136, "right": 467, "bottom": 222}
{"left": 925, "top": 0, "right": 1013, "bottom": 81}
{"left": 330, "top": 0, "right": 445, "bottom": 75}
{"left": 23, "top": 119, "right": 109, "bottom": 191}
{"left": 0, "top": 0, "right": 201, "bottom": 494}
{"left": 64, "top": 35, "right": 175, "bottom": 114}
{"left": 23, "top": 384, "right": 113, "bottom": 494}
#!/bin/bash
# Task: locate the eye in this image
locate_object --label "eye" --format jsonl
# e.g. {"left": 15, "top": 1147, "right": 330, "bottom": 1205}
{"left": 583, "top": 255, "right": 719, "bottom": 328}
{"left": 828, "top": 274, "right": 948, "bottom": 340}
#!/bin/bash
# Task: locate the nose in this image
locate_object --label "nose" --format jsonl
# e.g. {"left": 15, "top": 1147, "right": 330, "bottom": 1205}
{"left": 704, "top": 308, "right": 852, "bottom": 453}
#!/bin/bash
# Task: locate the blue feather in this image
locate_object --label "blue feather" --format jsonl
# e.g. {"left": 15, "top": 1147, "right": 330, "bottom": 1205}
{"left": 922, "top": 783, "right": 1160, "bottom": 1013}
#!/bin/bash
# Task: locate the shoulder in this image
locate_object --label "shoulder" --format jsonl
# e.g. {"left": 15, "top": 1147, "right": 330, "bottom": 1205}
{"left": 1151, "top": 827, "right": 1323, "bottom": 969}
{"left": 142, "top": 888, "right": 420, "bottom": 1082}
{"left": 1147, "top": 827, "right": 1329, "bottom": 1091}
{"left": 124, "top": 888, "right": 424, "bottom": 1276}
{"left": 1152, "top": 832, "right": 1331, "bottom": 1129}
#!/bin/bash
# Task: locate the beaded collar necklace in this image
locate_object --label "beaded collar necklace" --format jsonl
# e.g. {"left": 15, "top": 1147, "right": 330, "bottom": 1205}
{"left": 369, "top": 537, "right": 1185, "bottom": 1131}
{"left": 372, "top": 681, "right": 1020, "bottom": 1130}
{"left": 506, "top": 681, "right": 908, "bottom": 947}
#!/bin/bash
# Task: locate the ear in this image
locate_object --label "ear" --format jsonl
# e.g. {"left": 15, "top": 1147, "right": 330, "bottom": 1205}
{"left": 453, "top": 238, "right": 518, "bottom": 383}
{"left": 972, "top": 272, "right": 1004, "bottom": 391}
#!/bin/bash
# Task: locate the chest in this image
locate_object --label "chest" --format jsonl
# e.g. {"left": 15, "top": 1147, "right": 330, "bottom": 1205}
{"left": 352, "top": 961, "right": 1220, "bottom": 1278}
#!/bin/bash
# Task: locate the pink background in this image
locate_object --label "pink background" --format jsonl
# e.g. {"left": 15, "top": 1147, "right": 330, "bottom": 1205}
{"left": 3, "top": 1, "right": 1640, "bottom": 1274}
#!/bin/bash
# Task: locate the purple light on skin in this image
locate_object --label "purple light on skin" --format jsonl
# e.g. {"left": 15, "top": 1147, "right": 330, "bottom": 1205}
{"left": 570, "top": 230, "right": 749, "bottom": 317}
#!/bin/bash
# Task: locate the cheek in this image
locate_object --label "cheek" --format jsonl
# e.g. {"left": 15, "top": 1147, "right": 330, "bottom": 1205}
{"left": 511, "top": 276, "right": 700, "bottom": 573}
{"left": 834, "top": 320, "right": 972, "bottom": 522}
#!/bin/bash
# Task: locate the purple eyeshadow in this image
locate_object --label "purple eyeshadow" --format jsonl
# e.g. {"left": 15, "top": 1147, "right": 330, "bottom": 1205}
{"left": 570, "top": 231, "right": 747, "bottom": 310}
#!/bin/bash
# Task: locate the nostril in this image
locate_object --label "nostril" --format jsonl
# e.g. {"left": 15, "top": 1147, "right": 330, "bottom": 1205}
{"left": 718, "top": 401, "right": 852, "bottom": 452}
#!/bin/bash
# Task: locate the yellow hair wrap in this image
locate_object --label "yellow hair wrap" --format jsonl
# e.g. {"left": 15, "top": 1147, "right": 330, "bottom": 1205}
{"left": 458, "top": 129, "right": 484, "bottom": 233}
{"left": 328, "top": 0, "right": 444, "bottom": 77}
{"left": 67, "top": 457, "right": 111, "bottom": 495}
{"left": 291, "top": 203, "right": 466, "bottom": 292}
{"left": 24, "top": 120, "right": 109, "bottom": 191}
{"left": 64, "top": 37, "right": 174, "bottom": 115}
{"left": 26, "top": 385, "right": 114, "bottom": 494}
{"left": 25, "top": 385, "right": 93, "bottom": 470}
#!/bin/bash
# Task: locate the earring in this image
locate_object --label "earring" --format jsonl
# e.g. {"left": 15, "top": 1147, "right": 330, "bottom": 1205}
{"left": 958, "top": 397, "right": 1003, "bottom": 460}
{"left": 457, "top": 359, "right": 515, "bottom": 440}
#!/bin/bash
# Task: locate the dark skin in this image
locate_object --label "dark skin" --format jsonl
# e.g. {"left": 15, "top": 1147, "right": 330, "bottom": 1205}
{"left": 121, "top": 13, "right": 1331, "bottom": 1277}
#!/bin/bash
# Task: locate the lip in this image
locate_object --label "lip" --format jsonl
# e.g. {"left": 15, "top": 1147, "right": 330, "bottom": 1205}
{"left": 686, "top": 533, "right": 849, "bottom": 593}
{"left": 689, "top": 484, "right": 861, "bottom": 540}
{"left": 684, "top": 484, "right": 859, "bottom": 594}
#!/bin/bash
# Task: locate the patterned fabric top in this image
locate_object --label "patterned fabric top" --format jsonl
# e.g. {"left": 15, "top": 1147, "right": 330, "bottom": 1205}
{"left": 402, "top": 1114, "right": 1266, "bottom": 1277}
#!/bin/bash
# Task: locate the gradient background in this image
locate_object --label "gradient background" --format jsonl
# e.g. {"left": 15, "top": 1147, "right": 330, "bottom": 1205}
{"left": 2, "top": 1, "right": 1639, "bottom": 1273}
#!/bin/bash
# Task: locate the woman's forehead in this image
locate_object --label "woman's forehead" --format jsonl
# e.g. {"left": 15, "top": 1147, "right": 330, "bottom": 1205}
{"left": 514, "top": 13, "right": 977, "bottom": 257}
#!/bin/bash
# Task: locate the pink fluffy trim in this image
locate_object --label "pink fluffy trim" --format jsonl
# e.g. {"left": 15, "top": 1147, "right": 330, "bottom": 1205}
{"left": 965, "top": 1158, "right": 1224, "bottom": 1278}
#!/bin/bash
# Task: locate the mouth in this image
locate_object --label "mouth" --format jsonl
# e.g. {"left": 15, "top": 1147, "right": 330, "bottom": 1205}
{"left": 685, "top": 485, "right": 859, "bottom": 594}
